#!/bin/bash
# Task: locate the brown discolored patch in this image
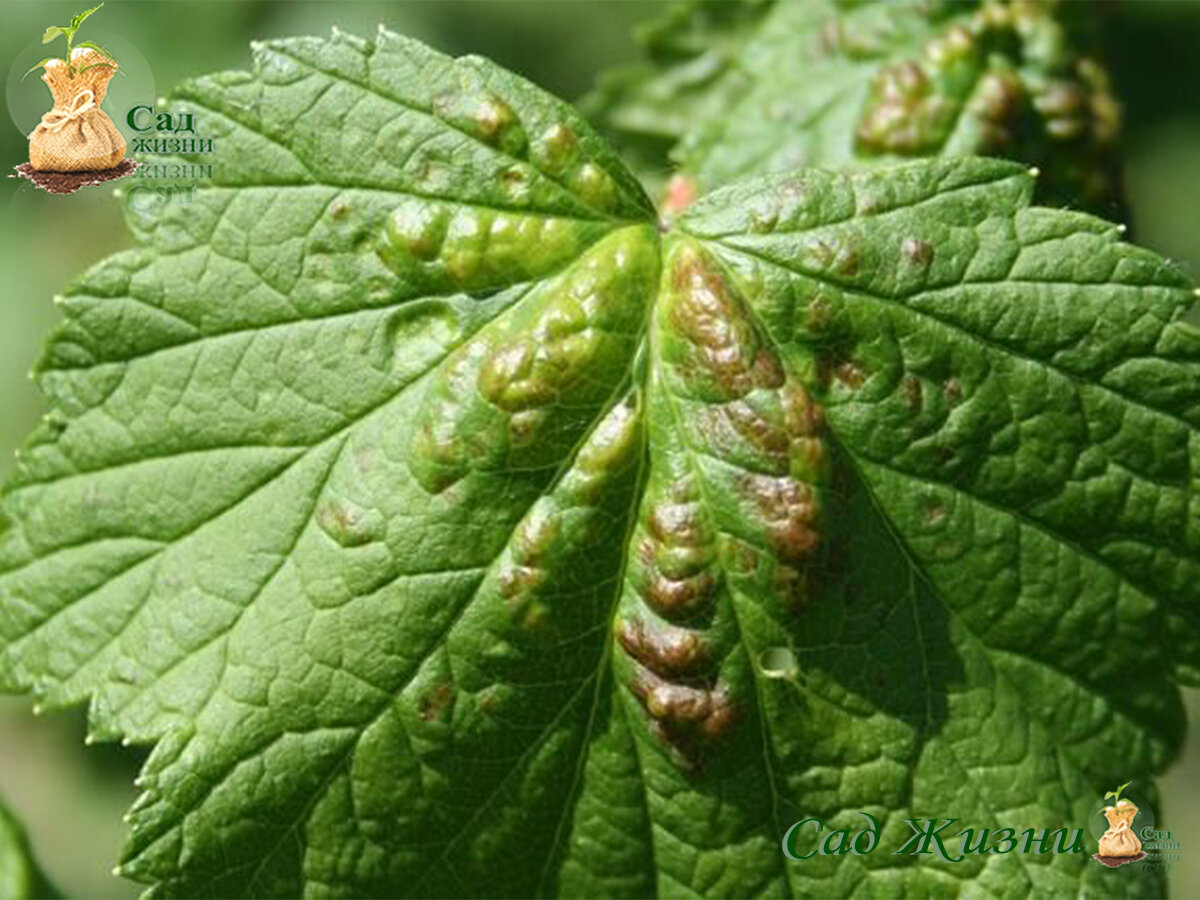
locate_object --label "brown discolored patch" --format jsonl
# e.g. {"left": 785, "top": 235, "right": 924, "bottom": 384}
{"left": 647, "top": 496, "right": 705, "bottom": 546}
{"left": 832, "top": 360, "right": 865, "bottom": 389}
{"left": 922, "top": 496, "right": 949, "bottom": 527}
{"left": 942, "top": 377, "right": 963, "bottom": 406}
{"left": 500, "top": 166, "right": 529, "bottom": 191}
{"left": 643, "top": 568, "right": 717, "bottom": 616}
{"left": 418, "top": 682, "right": 455, "bottom": 723}
{"left": 512, "top": 504, "right": 560, "bottom": 567}
{"left": 497, "top": 563, "right": 544, "bottom": 601}
{"left": 730, "top": 542, "right": 762, "bottom": 576}
{"left": 508, "top": 409, "right": 546, "bottom": 446}
{"left": 630, "top": 670, "right": 739, "bottom": 742}
{"left": 639, "top": 483, "right": 721, "bottom": 617}
{"left": 784, "top": 383, "right": 824, "bottom": 436}
{"left": 477, "top": 688, "right": 501, "bottom": 717}
{"left": 803, "top": 296, "right": 834, "bottom": 335}
{"left": 806, "top": 237, "right": 860, "bottom": 277}
{"left": 774, "top": 564, "right": 812, "bottom": 611}
{"left": 971, "top": 69, "right": 1024, "bottom": 148}
{"left": 748, "top": 207, "right": 780, "bottom": 234}
{"left": 669, "top": 248, "right": 783, "bottom": 399}
{"left": 618, "top": 617, "right": 710, "bottom": 678}
{"left": 698, "top": 686, "right": 739, "bottom": 738}
{"left": 752, "top": 349, "right": 786, "bottom": 390}
{"left": 721, "top": 401, "right": 790, "bottom": 461}
{"left": 744, "top": 475, "right": 822, "bottom": 563}
{"left": 902, "top": 375, "right": 924, "bottom": 412}
{"left": 901, "top": 238, "right": 934, "bottom": 267}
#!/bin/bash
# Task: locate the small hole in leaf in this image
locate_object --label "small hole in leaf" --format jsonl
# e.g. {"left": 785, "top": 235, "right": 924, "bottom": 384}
{"left": 759, "top": 646, "right": 797, "bottom": 678}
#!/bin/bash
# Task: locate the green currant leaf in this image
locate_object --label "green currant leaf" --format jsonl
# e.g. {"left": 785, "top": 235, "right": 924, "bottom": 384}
{"left": 580, "top": 0, "right": 772, "bottom": 196}
{"left": 589, "top": 0, "right": 1124, "bottom": 216}
{"left": 1, "top": 28, "right": 1196, "bottom": 900}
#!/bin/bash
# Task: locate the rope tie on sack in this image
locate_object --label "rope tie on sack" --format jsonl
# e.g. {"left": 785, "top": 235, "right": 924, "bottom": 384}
{"left": 35, "top": 89, "right": 96, "bottom": 134}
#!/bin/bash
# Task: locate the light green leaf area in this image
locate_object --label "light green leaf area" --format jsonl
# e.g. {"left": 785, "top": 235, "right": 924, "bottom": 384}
{"left": 590, "top": 0, "right": 1123, "bottom": 215}
{"left": 0, "top": 797, "right": 57, "bottom": 900}
{"left": 1, "top": 29, "right": 1198, "bottom": 900}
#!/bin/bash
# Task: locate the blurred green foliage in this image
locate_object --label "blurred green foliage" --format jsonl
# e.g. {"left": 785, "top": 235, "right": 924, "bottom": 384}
{"left": 0, "top": 2, "right": 1196, "bottom": 898}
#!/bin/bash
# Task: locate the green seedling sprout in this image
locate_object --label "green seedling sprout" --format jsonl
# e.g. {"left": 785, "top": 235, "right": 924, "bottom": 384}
{"left": 22, "top": 4, "right": 119, "bottom": 80}
{"left": 1103, "top": 782, "right": 1134, "bottom": 807}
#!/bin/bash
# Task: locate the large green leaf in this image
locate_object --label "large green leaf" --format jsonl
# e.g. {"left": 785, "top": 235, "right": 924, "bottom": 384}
{"left": 1, "top": 28, "right": 1197, "bottom": 899}
{"left": 0, "top": 797, "right": 57, "bottom": 900}
{"left": 588, "top": 0, "right": 1124, "bottom": 215}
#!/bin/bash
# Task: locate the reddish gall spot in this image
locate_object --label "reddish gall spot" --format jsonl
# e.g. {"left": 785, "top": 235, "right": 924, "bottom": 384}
{"left": 943, "top": 377, "right": 963, "bottom": 405}
{"left": 901, "top": 238, "right": 934, "bottom": 267}
{"left": 833, "top": 360, "right": 865, "bottom": 389}
{"left": 418, "top": 682, "right": 455, "bottom": 722}
{"left": 660, "top": 174, "right": 697, "bottom": 219}
{"left": 617, "top": 617, "right": 709, "bottom": 678}
{"left": 902, "top": 375, "right": 923, "bottom": 412}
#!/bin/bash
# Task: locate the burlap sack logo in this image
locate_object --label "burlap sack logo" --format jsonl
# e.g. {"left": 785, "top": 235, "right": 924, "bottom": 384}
{"left": 1093, "top": 781, "right": 1146, "bottom": 868}
{"left": 14, "top": 4, "right": 136, "bottom": 195}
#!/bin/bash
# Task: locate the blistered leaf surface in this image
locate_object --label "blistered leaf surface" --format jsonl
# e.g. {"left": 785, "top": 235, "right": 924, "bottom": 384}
{"left": 589, "top": 0, "right": 1124, "bottom": 214}
{"left": 1, "top": 28, "right": 1197, "bottom": 900}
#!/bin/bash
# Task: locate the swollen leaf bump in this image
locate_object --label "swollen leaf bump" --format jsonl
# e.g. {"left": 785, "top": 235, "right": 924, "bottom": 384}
{"left": 1, "top": 27, "right": 1197, "bottom": 900}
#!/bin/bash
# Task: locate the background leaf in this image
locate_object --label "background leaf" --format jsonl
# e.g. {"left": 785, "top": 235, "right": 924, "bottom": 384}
{"left": 587, "top": 0, "right": 1125, "bottom": 218}
{"left": 0, "top": 796, "right": 58, "bottom": 900}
